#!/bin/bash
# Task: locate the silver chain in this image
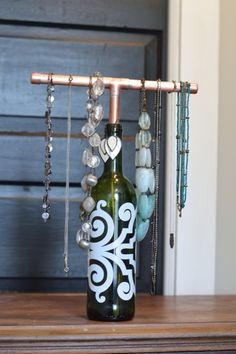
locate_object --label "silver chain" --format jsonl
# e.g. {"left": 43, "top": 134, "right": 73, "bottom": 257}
{"left": 151, "top": 79, "right": 162, "bottom": 295}
{"left": 63, "top": 76, "right": 73, "bottom": 273}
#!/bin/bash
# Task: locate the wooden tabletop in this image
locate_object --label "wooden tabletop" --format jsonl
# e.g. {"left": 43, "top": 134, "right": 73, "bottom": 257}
{"left": 0, "top": 293, "right": 236, "bottom": 353}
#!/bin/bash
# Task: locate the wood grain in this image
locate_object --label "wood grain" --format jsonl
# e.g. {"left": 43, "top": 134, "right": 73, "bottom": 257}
{"left": 0, "top": 294, "right": 236, "bottom": 353}
{"left": 0, "top": 0, "right": 166, "bottom": 30}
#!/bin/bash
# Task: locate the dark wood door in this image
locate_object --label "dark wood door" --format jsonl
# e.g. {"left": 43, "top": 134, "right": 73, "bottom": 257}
{"left": 0, "top": 0, "right": 167, "bottom": 293}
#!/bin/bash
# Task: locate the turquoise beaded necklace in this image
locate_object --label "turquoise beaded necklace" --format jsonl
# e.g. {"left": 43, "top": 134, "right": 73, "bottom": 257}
{"left": 176, "top": 82, "right": 191, "bottom": 216}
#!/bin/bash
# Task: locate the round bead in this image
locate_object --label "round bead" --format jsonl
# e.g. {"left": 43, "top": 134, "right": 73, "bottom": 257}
{"left": 81, "top": 174, "right": 89, "bottom": 192}
{"left": 79, "top": 238, "right": 90, "bottom": 249}
{"left": 42, "top": 212, "right": 50, "bottom": 221}
{"left": 89, "top": 133, "right": 101, "bottom": 147}
{"left": 82, "top": 196, "right": 96, "bottom": 213}
{"left": 138, "top": 111, "right": 151, "bottom": 130}
{"left": 82, "top": 222, "right": 92, "bottom": 233}
{"left": 76, "top": 229, "right": 90, "bottom": 249}
{"left": 86, "top": 173, "right": 98, "bottom": 187}
{"left": 81, "top": 122, "right": 95, "bottom": 137}
{"left": 87, "top": 154, "right": 100, "bottom": 169}
{"left": 82, "top": 148, "right": 92, "bottom": 166}
{"left": 76, "top": 229, "right": 83, "bottom": 244}
{"left": 86, "top": 98, "right": 94, "bottom": 112}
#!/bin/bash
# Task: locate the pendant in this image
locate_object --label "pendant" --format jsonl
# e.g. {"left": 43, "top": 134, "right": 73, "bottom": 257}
{"left": 99, "top": 136, "right": 122, "bottom": 161}
{"left": 98, "top": 139, "right": 109, "bottom": 162}
{"left": 105, "top": 136, "right": 122, "bottom": 160}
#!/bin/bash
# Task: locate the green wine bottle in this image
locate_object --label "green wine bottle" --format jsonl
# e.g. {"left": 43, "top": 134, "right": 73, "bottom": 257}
{"left": 87, "top": 123, "right": 137, "bottom": 321}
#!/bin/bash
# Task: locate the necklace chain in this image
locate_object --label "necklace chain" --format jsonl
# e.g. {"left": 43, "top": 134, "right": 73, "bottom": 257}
{"left": 151, "top": 79, "right": 162, "bottom": 295}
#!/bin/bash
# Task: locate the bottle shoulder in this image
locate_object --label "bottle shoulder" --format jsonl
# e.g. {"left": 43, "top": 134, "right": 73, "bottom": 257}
{"left": 92, "top": 173, "right": 136, "bottom": 201}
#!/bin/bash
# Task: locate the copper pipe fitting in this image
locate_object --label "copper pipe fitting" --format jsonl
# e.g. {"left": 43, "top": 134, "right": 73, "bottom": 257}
{"left": 31, "top": 73, "right": 198, "bottom": 124}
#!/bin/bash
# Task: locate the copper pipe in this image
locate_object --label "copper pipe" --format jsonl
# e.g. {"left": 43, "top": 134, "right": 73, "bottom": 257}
{"left": 31, "top": 73, "right": 198, "bottom": 94}
{"left": 109, "top": 84, "right": 120, "bottom": 123}
{"left": 31, "top": 72, "right": 198, "bottom": 124}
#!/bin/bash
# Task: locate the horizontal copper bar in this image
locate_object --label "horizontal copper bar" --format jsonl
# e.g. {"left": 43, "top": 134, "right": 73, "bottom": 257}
{"left": 31, "top": 73, "right": 198, "bottom": 94}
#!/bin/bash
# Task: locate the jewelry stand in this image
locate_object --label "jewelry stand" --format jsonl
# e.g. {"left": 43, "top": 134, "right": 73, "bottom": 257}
{"left": 31, "top": 73, "right": 198, "bottom": 123}
{"left": 31, "top": 72, "right": 198, "bottom": 297}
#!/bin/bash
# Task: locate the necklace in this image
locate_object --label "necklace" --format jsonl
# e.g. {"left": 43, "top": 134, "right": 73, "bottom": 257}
{"left": 176, "top": 82, "right": 190, "bottom": 216}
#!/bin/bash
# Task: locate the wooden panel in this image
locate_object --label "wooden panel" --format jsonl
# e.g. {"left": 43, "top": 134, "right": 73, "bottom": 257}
{"left": 0, "top": 294, "right": 236, "bottom": 353}
{"left": 0, "top": 0, "right": 164, "bottom": 292}
{"left": 0, "top": 0, "right": 167, "bottom": 30}
{"left": 0, "top": 198, "right": 88, "bottom": 278}
{"left": 0, "top": 25, "right": 159, "bottom": 119}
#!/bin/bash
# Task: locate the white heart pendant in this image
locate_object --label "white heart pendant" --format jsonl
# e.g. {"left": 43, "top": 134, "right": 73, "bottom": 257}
{"left": 98, "top": 139, "right": 109, "bottom": 163}
{"left": 105, "top": 136, "right": 122, "bottom": 160}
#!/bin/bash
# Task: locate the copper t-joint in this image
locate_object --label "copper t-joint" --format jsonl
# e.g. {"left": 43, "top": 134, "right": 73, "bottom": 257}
{"left": 31, "top": 73, "right": 198, "bottom": 124}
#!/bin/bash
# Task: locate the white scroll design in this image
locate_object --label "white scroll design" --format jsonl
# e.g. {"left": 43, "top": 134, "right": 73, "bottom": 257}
{"left": 88, "top": 200, "right": 136, "bottom": 303}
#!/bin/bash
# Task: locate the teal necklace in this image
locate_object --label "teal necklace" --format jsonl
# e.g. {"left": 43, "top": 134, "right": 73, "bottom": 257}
{"left": 176, "top": 82, "right": 191, "bottom": 216}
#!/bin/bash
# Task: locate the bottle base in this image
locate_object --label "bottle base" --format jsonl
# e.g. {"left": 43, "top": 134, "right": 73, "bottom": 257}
{"left": 87, "top": 308, "right": 134, "bottom": 322}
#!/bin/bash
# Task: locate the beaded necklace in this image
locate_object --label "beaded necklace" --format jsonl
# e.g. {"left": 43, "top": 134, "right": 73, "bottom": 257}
{"left": 176, "top": 82, "right": 190, "bottom": 216}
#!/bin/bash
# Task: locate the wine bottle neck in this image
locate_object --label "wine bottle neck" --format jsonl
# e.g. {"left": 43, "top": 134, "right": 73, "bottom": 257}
{"left": 103, "top": 123, "right": 123, "bottom": 176}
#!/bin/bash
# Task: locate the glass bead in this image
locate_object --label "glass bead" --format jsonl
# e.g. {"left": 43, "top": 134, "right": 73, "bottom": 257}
{"left": 86, "top": 173, "right": 98, "bottom": 187}
{"left": 89, "top": 104, "right": 104, "bottom": 126}
{"left": 81, "top": 122, "right": 95, "bottom": 137}
{"left": 45, "top": 161, "right": 51, "bottom": 169}
{"left": 148, "top": 168, "right": 155, "bottom": 194}
{"left": 136, "top": 167, "right": 155, "bottom": 194}
{"left": 42, "top": 212, "right": 50, "bottom": 221}
{"left": 138, "top": 147, "right": 152, "bottom": 167}
{"left": 81, "top": 174, "right": 89, "bottom": 192}
{"left": 138, "top": 111, "right": 151, "bottom": 130}
{"left": 138, "top": 147, "right": 147, "bottom": 167}
{"left": 140, "top": 130, "right": 152, "bottom": 148}
{"left": 89, "top": 133, "right": 101, "bottom": 147}
{"left": 136, "top": 219, "right": 150, "bottom": 242}
{"left": 146, "top": 148, "right": 152, "bottom": 167}
{"left": 76, "top": 229, "right": 83, "bottom": 244}
{"left": 135, "top": 167, "right": 150, "bottom": 193}
{"left": 47, "top": 143, "right": 53, "bottom": 153}
{"left": 94, "top": 104, "right": 104, "bottom": 120}
{"left": 138, "top": 194, "right": 155, "bottom": 220}
{"left": 79, "top": 238, "right": 90, "bottom": 249}
{"left": 42, "top": 202, "right": 48, "bottom": 209}
{"left": 76, "top": 229, "right": 90, "bottom": 249}
{"left": 86, "top": 98, "right": 95, "bottom": 112}
{"left": 82, "top": 196, "right": 96, "bottom": 213}
{"left": 47, "top": 85, "right": 55, "bottom": 93}
{"left": 87, "top": 154, "right": 100, "bottom": 168}
{"left": 82, "top": 148, "right": 92, "bottom": 166}
{"left": 82, "top": 222, "right": 92, "bottom": 233}
{"left": 92, "top": 78, "right": 105, "bottom": 97}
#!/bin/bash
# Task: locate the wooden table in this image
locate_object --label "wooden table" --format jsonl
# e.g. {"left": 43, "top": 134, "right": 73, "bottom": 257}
{"left": 0, "top": 293, "right": 236, "bottom": 353}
